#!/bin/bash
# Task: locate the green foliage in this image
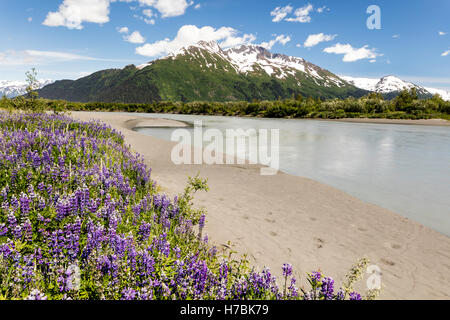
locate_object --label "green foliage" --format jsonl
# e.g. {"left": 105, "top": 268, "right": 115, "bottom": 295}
{"left": 2, "top": 87, "right": 450, "bottom": 120}
{"left": 24, "top": 68, "right": 44, "bottom": 112}
{"left": 177, "top": 174, "right": 209, "bottom": 224}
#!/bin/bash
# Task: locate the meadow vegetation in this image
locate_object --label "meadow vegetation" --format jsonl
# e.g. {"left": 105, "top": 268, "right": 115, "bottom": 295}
{"left": 2, "top": 87, "right": 449, "bottom": 120}
{"left": 0, "top": 72, "right": 381, "bottom": 300}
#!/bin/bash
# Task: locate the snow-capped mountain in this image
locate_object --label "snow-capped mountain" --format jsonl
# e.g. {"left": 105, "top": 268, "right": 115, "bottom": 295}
{"left": 0, "top": 80, "right": 54, "bottom": 98}
{"left": 425, "top": 87, "right": 450, "bottom": 101}
{"left": 164, "top": 41, "right": 348, "bottom": 88}
{"left": 36, "top": 41, "right": 367, "bottom": 103}
{"left": 340, "top": 75, "right": 427, "bottom": 93}
{"left": 340, "top": 75, "right": 449, "bottom": 100}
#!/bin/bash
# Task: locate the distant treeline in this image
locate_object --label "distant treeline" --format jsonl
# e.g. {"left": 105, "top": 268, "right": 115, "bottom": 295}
{"left": 2, "top": 88, "right": 450, "bottom": 120}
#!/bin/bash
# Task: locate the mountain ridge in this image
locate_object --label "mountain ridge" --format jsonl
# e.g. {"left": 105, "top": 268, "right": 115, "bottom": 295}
{"left": 36, "top": 41, "right": 366, "bottom": 103}
{"left": 340, "top": 75, "right": 449, "bottom": 100}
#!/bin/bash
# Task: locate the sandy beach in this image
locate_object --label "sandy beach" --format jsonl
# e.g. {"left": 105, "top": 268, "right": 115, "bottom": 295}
{"left": 71, "top": 111, "right": 450, "bottom": 300}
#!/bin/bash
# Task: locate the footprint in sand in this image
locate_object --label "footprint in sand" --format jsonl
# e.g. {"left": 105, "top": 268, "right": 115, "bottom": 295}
{"left": 270, "top": 231, "right": 278, "bottom": 237}
{"left": 314, "top": 237, "right": 325, "bottom": 249}
{"left": 381, "top": 258, "right": 396, "bottom": 266}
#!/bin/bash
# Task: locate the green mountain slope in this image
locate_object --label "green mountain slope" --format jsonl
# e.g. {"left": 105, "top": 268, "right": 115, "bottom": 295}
{"left": 38, "top": 42, "right": 367, "bottom": 103}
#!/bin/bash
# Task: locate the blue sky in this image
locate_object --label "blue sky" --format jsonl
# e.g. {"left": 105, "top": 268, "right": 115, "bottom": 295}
{"left": 1, "top": 0, "right": 449, "bottom": 89}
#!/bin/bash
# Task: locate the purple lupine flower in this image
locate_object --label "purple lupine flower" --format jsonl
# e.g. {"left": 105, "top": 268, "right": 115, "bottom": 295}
{"left": 310, "top": 271, "right": 322, "bottom": 283}
{"left": 282, "top": 263, "right": 293, "bottom": 278}
{"left": 121, "top": 288, "right": 137, "bottom": 300}
{"left": 26, "top": 289, "right": 48, "bottom": 300}
{"left": 22, "top": 220, "right": 33, "bottom": 242}
{"left": 13, "top": 225, "right": 22, "bottom": 240}
{"left": 349, "top": 291, "right": 362, "bottom": 300}
{"left": 335, "top": 290, "right": 345, "bottom": 300}
{"left": 199, "top": 214, "right": 206, "bottom": 229}
{"left": 0, "top": 223, "right": 8, "bottom": 237}
{"left": 320, "top": 277, "right": 335, "bottom": 300}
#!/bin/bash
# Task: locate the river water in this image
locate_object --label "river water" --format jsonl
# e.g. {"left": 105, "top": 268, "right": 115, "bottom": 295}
{"left": 131, "top": 113, "right": 450, "bottom": 236}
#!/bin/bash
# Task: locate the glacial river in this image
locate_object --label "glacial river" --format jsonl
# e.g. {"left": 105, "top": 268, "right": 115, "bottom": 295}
{"left": 132, "top": 113, "right": 450, "bottom": 236}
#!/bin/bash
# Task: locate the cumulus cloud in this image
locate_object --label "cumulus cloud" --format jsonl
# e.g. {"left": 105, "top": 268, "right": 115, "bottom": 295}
{"left": 271, "top": 3, "right": 315, "bottom": 23}
{"left": 439, "top": 31, "right": 446, "bottom": 36}
{"left": 118, "top": 26, "right": 129, "bottom": 33}
{"left": 260, "top": 35, "right": 291, "bottom": 50}
{"left": 285, "top": 4, "right": 314, "bottom": 23}
{"left": 442, "top": 50, "right": 450, "bottom": 57}
{"left": 323, "top": 43, "right": 382, "bottom": 62}
{"left": 303, "top": 33, "right": 337, "bottom": 48}
{"left": 124, "top": 31, "right": 146, "bottom": 43}
{"left": 43, "top": 0, "right": 193, "bottom": 29}
{"left": 270, "top": 5, "right": 293, "bottom": 22}
{"left": 136, "top": 25, "right": 256, "bottom": 57}
{"left": 43, "top": 0, "right": 111, "bottom": 29}
{"left": 142, "top": 0, "right": 192, "bottom": 18}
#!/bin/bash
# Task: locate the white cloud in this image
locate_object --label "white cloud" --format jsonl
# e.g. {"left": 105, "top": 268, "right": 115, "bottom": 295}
{"left": 141, "top": 9, "right": 156, "bottom": 24}
{"left": 323, "top": 43, "right": 382, "bottom": 62}
{"left": 136, "top": 25, "right": 256, "bottom": 57}
{"left": 316, "top": 6, "right": 328, "bottom": 13}
{"left": 270, "top": 5, "right": 293, "bottom": 22}
{"left": 442, "top": 50, "right": 450, "bottom": 57}
{"left": 271, "top": 4, "right": 314, "bottom": 23}
{"left": 296, "top": 44, "right": 301, "bottom": 48}
{"left": 24, "top": 50, "right": 103, "bottom": 61}
{"left": 194, "top": 3, "right": 201, "bottom": 9}
{"left": 142, "top": 9, "right": 154, "bottom": 17}
{"left": 285, "top": 4, "right": 314, "bottom": 23}
{"left": 0, "top": 49, "right": 113, "bottom": 66}
{"left": 43, "top": 0, "right": 111, "bottom": 30}
{"left": 392, "top": 34, "right": 400, "bottom": 39}
{"left": 260, "top": 35, "right": 291, "bottom": 50}
{"left": 303, "top": 33, "right": 337, "bottom": 48}
{"left": 43, "top": 0, "right": 192, "bottom": 29}
{"left": 124, "top": 31, "right": 146, "bottom": 44}
{"left": 27, "top": 17, "right": 33, "bottom": 22}
{"left": 118, "top": 26, "right": 129, "bottom": 33}
{"left": 439, "top": 31, "right": 446, "bottom": 36}
{"left": 132, "top": 0, "right": 193, "bottom": 18}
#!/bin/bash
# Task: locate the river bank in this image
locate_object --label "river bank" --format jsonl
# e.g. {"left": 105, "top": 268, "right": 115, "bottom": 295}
{"left": 71, "top": 111, "right": 450, "bottom": 300}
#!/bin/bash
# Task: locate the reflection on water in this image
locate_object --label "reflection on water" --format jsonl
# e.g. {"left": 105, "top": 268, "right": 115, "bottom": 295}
{"left": 132, "top": 113, "right": 450, "bottom": 236}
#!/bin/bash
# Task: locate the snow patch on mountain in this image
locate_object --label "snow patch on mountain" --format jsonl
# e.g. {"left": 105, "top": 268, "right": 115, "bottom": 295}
{"left": 0, "top": 80, "right": 54, "bottom": 98}
{"left": 157, "top": 41, "right": 347, "bottom": 87}
{"left": 425, "top": 87, "right": 450, "bottom": 101}
{"left": 373, "top": 75, "right": 417, "bottom": 93}
{"left": 340, "top": 75, "right": 450, "bottom": 99}
{"left": 340, "top": 75, "right": 418, "bottom": 93}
